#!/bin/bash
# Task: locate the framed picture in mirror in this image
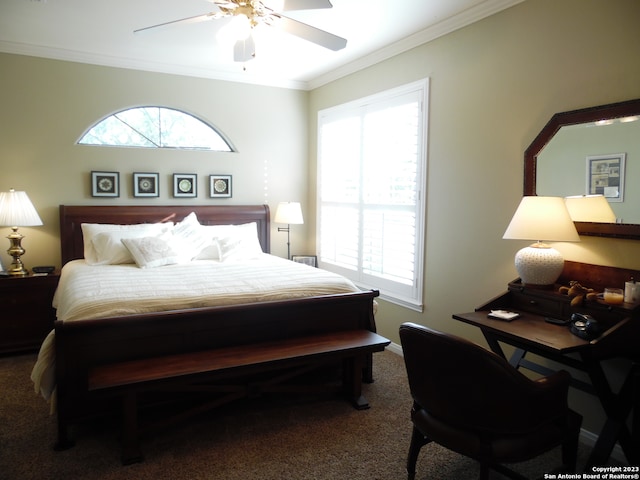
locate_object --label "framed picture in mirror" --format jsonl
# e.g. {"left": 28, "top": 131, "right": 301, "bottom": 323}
{"left": 586, "top": 153, "right": 625, "bottom": 202}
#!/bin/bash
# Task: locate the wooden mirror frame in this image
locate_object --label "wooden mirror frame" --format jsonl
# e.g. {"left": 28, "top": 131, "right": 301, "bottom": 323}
{"left": 524, "top": 98, "right": 640, "bottom": 240}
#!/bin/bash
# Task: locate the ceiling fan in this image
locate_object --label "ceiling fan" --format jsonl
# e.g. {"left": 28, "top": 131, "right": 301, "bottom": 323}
{"left": 134, "top": 0, "right": 347, "bottom": 63}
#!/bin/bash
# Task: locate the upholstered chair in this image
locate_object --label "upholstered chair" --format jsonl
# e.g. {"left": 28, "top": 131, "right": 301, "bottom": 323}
{"left": 399, "top": 322, "right": 582, "bottom": 480}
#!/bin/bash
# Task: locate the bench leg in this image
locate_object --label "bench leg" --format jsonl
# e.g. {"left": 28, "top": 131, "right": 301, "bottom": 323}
{"left": 121, "top": 391, "right": 144, "bottom": 465}
{"left": 54, "top": 416, "right": 75, "bottom": 451}
{"left": 363, "top": 352, "right": 374, "bottom": 383}
{"left": 344, "top": 355, "right": 369, "bottom": 410}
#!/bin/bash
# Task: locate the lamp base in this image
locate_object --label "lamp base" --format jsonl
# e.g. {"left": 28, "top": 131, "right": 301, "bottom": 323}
{"left": 514, "top": 243, "right": 564, "bottom": 286}
{"left": 6, "top": 228, "right": 29, "bottom": 277}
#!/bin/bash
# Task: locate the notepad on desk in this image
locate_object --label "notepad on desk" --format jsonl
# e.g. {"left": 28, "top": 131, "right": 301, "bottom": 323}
{"left": 488, "top": 310, "right": 521, "bottom": 321}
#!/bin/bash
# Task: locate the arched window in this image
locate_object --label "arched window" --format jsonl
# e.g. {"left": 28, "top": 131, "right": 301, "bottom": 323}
{"left": 78, "top": 106, "right": 234, "bottom": 151}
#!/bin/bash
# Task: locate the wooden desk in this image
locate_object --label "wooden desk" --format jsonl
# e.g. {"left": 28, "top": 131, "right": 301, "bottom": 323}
{"left": 453, "top": 268, "right": 639, "bottom": 467}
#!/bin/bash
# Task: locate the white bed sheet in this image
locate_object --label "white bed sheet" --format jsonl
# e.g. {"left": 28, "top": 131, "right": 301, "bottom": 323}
{"left": 31, "top": 255, "right": 362, "bottom": 402}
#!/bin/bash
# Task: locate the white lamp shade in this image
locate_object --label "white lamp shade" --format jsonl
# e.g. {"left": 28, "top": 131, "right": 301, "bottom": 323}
{"left": 0, "top": 190, "right": 43, "bottom": 227}
{"left": 503, "top": 196, "right": 579, "bottom": 286}
{"left": 275, "top": 202, "right": 304, "bottom": 225}
{"left": 503, "top": 196, "right": 579, "bottom": 242}
{"left": 565, "top": 195, "right": 616, "bottom": 223}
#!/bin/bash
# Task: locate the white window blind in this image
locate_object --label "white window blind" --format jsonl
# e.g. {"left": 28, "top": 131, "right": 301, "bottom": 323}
{"left": 317, "top": 79, "right": 428, "bottom": 310}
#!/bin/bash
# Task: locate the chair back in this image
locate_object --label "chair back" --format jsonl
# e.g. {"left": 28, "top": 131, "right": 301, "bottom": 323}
{"left": 399, "top": 322, "right": 567, "bottom": 434}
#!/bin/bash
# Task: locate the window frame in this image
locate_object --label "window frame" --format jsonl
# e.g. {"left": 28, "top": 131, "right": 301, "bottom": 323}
{"left": 77, "top": 106, "right": 235, "bottom": 152}
{"left": 316, "top": 78, "right": 429, "bottom": 311}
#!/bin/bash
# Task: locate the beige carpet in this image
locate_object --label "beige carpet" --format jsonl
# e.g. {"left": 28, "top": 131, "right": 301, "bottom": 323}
{"left": 0, "top": 350, "right": 587, "bottom": 480}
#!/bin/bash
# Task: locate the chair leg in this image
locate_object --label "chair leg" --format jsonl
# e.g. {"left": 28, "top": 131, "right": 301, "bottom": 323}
{"left": 479, "top": 463, "right": 490, "bottom": 480}
{"left": 561, "top": 413, "right": 582, "bottom": 472}
{"left": 407, "top": 426, "right": 429, "bottom": 480}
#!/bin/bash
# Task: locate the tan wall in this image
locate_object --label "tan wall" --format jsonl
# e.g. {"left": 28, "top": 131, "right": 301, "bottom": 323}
{"left": 309, "top": 0, "right": 640, "bottom": 436}
{"left": 0, "top": 54, "right": 310, "bottom": 265}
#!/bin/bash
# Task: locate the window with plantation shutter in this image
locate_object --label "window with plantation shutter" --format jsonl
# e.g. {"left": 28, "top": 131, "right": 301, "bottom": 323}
{"left": 317, "top": 79, "right": 428, "bottom": 310}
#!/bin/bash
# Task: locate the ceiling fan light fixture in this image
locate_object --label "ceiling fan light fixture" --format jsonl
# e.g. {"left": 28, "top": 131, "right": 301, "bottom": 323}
{"left": 230, "top": 14, "right": 253, "bottom": 40}
{"left": 138, "top": 0, "right": 345, "bottom": 63}
{"left": 217, "top": 14, "right": 253, "bottom": 45}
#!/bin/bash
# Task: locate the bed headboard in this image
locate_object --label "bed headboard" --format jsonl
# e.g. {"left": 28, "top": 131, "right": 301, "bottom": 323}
{"left": 59, "top": 204, "right": 271, "bottom": 265}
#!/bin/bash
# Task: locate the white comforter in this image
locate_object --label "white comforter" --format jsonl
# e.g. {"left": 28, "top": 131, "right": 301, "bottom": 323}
{"left": 31, "top": 255, "right": 361, "bottom": 401}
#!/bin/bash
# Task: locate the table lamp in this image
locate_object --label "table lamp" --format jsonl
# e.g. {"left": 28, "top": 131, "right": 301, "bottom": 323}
{"left": 564, "top": 194, "right": 616, "bottom": 223}
{"left": 503, "top": 196, "right": 579, "bottom": 286}
{"left": 0, "top": 189, "right": 43, "bottom": 276}
{"left": 274, "top": 201, "right": 303, "bottom": 259}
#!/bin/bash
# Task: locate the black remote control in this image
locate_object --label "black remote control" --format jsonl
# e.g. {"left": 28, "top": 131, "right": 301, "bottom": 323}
{"left": 32, "top": 266, "right": 55, "bottom": 274}
{"left": 544, "top": 316, "right": 571, "bottom": 326}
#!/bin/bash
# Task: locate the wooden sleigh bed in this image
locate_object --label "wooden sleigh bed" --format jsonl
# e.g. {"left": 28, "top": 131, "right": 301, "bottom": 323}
{"left": 43, "top": 204, "right": 382, "bottom": 460}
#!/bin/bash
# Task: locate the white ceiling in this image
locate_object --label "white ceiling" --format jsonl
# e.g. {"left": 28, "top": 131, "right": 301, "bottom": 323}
{"left": 0, "top": 0, "right": 523, "bottom": 90}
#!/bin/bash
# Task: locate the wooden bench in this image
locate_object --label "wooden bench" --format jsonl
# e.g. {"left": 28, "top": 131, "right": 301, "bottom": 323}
{"left": 88, "top": 329, "right": 390, "bottom": 464}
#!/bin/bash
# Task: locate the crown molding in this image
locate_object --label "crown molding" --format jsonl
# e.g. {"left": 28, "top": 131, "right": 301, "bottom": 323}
{"left": 0, "top": 40, "right": 308, "bottom": 90}
{"left": 0, "top": 0, "right": 523, "bottom": 91}
{"left": 307, "top": 0, "right": 524, "bottom": 90}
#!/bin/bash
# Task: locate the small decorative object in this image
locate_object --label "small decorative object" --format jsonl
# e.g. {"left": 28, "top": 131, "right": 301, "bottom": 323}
{"left": 0, "top": 189, "right": 43, "bottom": 276}
{"left": 210, "top": 175, "right": 232, "bottom": 198}
{"left": 133, "top": 173, "right": 159, "bottom": 197}
{"left": 603, "top": 287, "right": 624, "bottom": 305}
{"left": 558, "top": 280, "right": 599, "bottom": 307}
{"left": 586, "top": 153, "right": 625, "bottom": 203}
{"left": 624, "top": 279, "right": 639, "bottom": 304}
{"left": 91, "top": 171, "right": 119, "bottom": 197}
{"left": 173, "top": 173, "right": 197, "bottom": 198}
{"left": 291, "top": 255, "right": 317, "bottom": 268}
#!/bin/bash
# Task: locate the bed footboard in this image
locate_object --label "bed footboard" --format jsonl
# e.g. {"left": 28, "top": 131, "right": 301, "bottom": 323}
{"left": 54, "top": 289, "right": 379, "bottom": 449}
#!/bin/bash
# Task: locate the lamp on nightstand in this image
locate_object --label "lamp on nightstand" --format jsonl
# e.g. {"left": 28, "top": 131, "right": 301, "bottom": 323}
{"left": 275, "top": 201, "right": 303, "bottom": 259}
{"left": 0, "top": 189, "right": 43, "bottom": 276}
{"left": 503, "top": 196, "right": 579, "bottom": 286}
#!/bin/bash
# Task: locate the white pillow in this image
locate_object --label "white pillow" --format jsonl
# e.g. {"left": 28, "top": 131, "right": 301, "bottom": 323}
{"left": 171, "top": 212, "right": 211, "bottom": 258}
{"left": 81, "top": 223, "right": 171, "bottom": 265}
{"left": 217, "top": 222, "right": 264, "bottom": 262}
{"left": 193, "top": 224, "right": 238, "bottom": 260}
{"left": 121, "top": 234, "right": 183, "bottom": 268}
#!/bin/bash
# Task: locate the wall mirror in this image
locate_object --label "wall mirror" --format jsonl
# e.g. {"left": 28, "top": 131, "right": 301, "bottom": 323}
{"left": 524, "top": 98, "right": 640, "bottom": 240}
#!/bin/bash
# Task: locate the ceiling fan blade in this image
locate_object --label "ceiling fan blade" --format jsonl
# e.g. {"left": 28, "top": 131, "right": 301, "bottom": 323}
{"left": 280, "top": 0, "right": 333, "bottom": 11}
{"left": 233, "top": 33, "right": 256, "bottom": 62}
{"left": 274, "top": 15, "right": 346, "bottom": 51}
{"left": 134, "top": 12, "right": 223, "bottom": 34}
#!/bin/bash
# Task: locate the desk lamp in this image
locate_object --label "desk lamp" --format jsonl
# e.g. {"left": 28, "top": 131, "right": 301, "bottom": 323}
{"left": 275, "top": 201, "right": 303, "bottom": 259}
{"left": 503, "top": 196, "right": 579, "bottom": 286}
{"left": 0, "top": 189, "right": 43, "bottom": 276}
{"left": 564, "top": 194, "right": 616, "bottom": 223}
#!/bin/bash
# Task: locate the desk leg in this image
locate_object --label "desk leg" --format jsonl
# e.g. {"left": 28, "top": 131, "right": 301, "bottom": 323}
{"left": 632, "top": 362, "right": 640, "bottom": 461}
{"left": 483, "top": 333, "right": 529, "bottom": 371}
{"left": 582, "top": 355, "right": 638, "bottom": 467}
{"left": 507, "top": 349, "right": 527, "bottom": 370}
{"left": 482, "top": 333, "right": 506, "bottom": 359}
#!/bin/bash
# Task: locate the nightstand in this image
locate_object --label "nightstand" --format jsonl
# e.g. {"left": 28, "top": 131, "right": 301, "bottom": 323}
{"left": 0, "top": 272, "right": 59, "bottom": 354}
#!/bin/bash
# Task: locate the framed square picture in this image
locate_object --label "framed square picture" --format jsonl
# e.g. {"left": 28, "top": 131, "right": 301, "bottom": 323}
{"left": 586, "top": 153, "right": 626, "bottom": 202}
{"left": 291, "top": 255, "right": 318, "bottom": 268}
{"left": 210, "top": 175, "right": 232, "bottom": 198}
{"left": 173, "top": 173, "right": 197, "bottom": 198}
{"left": 91, "top": 171, "right": 119, "bottom": 197}
{"left": 133, "top": 172, "right": 159, "bottom": 197}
